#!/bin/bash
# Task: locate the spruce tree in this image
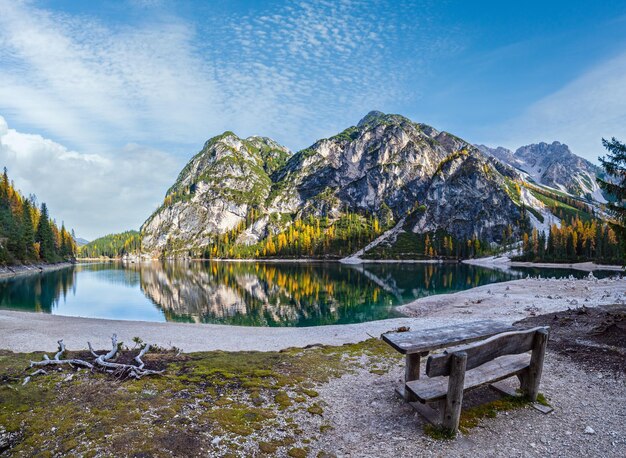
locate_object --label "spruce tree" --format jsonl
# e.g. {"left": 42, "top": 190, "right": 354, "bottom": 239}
{"left": 22, "top": 199, "right": 36, "bottom": 259}
{"left": 597, "top": 137, "right": 626, "bottom": 264}
{"left": 35, "top": 203, "right": 57, "bottom": 262}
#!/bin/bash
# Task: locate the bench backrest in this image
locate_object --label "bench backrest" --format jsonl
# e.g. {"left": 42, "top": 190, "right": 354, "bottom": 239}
{"left": 426, "top": 327, "right": 549, "bottom": 377}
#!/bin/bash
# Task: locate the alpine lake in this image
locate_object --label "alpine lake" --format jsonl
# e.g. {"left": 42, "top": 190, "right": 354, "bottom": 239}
{"left": 0, "top": 261, "right": 618, "bottom": 327}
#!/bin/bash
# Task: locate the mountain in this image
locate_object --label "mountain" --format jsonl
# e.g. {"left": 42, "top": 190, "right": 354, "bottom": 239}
{"left": 141, "top": 133, "right": 291, "bottom": 252}
{"left": 141, "top": 111, "right": 531, "bottom": 259}
{"left": 268, "top": 110, "right": 523, "bottom": 243}
{"left": 476, "top": 142, "right": 605, "bottom": 202}
{"left": 73, "top": 236, "right": 89, "bottom": 247}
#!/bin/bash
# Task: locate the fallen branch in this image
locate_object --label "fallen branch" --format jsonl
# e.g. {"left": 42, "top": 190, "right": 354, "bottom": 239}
{"left": 26, "top": 335, "right": 164, "bottom": 381}
{"left": 90, "top": 335, "right": 164, "bottom": 379}
{"left": 29, "top": 340, "right": 94, "bottom": 369}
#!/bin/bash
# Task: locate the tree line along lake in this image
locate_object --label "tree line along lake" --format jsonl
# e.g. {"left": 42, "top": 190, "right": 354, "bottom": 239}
{"left": 0, "top": 261, "right": 618, "bottom": 327}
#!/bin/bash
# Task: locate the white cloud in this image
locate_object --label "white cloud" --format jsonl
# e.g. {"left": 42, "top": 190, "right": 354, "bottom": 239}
{"left": 0, "top": 115, "right": 180, "bottom": 240}
{"left": 0, "top": 1, "right": 222, "bottom": 150}
{"left": 0, "top": 0, "right": 447, "bottom": 238}
{"left": 492, "top": 51, "right": 626, "bottom": 161}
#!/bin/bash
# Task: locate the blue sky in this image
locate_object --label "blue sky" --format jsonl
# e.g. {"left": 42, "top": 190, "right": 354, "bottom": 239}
{"left": 0, "top": 0, "right": 625, "bottom": 239}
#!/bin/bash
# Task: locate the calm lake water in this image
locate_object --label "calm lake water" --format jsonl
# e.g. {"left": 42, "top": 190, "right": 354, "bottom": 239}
{"left": 0, "top": 261, "right": 617, "bottom": 326}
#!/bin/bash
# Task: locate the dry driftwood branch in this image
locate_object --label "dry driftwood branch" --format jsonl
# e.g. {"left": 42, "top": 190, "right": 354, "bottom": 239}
{"left": 26, "top": 335, "right": 164, "bottom": 382}
{"left": 29, "top": 339, "right": 94, "bottom": 370}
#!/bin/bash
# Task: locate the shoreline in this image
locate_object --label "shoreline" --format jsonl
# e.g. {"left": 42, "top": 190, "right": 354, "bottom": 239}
{"left": 462, "top": 255, "right": 624, "bottom": 271}
{"left": 1, "top": 275, "right": 624, "bottom": 353}
{"left": 0, "top": 261, "right": 75, "bottom": 280}
{"left": 77, "top": 255, "right": 625, "bottom": 270}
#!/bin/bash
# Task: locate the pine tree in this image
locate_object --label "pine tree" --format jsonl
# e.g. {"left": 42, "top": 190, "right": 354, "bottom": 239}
{"left": 597, "top": 137, "right": 626, "bottom": 264}
{"left": 35, "top": 203, "right": 57, "bottom": 262}
{"left": 21, "top": 199, "right": 36, "bottom": 259}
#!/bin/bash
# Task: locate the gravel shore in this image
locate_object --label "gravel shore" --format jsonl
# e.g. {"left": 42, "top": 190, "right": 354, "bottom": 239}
{"left": 309, "top": 351, "right": 625, "bottom": 457}
{"left": 0, "top": 262, "right": 74, "bottom": 280}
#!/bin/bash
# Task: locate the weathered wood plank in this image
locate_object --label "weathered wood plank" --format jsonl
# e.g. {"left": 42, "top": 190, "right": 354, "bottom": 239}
{"left": 442, "top": 352, "right": 467, "bottom": 432}
{"left": 382, "top": 320, "right": 515, "bottom": 355}
{"left": 489, "top": 380, "right": 518, "bottom": 397}
{"left": 408, "top": 401, "right": 441, "bottom": 425}
{"left": 490, "top": 380, "right": 554, "bottom": 414}
{"left": 405, "top": 353, "right": 421, "bottom": 381}
{"left": 521, "top": 328, "right": 549, "bottom": 401}
{"left": 404, "top": 353, "right": 421, "bottom": 401}
{"left": 426, "top": 327, "right": 548, "bottom": 377}
{"left": 406, "top": 353, "right": 530, "bottom": 402}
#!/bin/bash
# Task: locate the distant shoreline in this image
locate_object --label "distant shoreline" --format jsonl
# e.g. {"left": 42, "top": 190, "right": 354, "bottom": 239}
{"left": 1, "top": 275, "right": 624, "bottom": 353}
{"left": 462, "top": 255, "right": 624, "bottom": 272}
{"left": 0, "top": 261, "right": 75, "bottom": 280}
{"left": 76, "top": 255, "right": 624, "bottom": 271}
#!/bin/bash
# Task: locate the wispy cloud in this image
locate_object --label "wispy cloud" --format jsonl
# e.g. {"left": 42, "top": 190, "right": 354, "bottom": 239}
{"left": 0, "top": 1, "right": 222, "bottom": 151}
{"left": 0, "top": 0, "right": 450, "bottom": 237}
{"left": 487, "top": 51, "right": 626, "bottom": 161}
{"left": 0, "top": 0, "right": 444, "bottom": 151}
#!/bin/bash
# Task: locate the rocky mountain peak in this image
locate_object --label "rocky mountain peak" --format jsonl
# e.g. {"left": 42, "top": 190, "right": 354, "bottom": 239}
{"left": 356, "top": 110, "right": 414, "bottom": 129}
{"left": 140, "top": 111, "right": 605, "bottom": 258}
{"left": 477, "top": 141, "right": 604, "bottom": 201}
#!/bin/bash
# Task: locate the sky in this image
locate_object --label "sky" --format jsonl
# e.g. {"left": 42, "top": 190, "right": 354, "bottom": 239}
{"left": 0, "top": 0, "right": 625, "bottom": 240}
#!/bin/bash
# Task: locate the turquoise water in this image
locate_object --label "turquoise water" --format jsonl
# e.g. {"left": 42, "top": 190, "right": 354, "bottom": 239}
{"left": 0, "top": 261, "right": 617, "bottom": 326}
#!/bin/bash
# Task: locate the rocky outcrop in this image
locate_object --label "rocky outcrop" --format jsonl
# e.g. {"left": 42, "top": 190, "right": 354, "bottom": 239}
{"left": 413, "top": 153, "right": 523, "bottom": 242}
{"left": 477, "top": 142, "right": 604, "bottom": 201}
{"left": 141, "top": 133, "right": 291, "bottom": 254}
{"left": 142, "top": 112, "right": 594, "bottom": 257}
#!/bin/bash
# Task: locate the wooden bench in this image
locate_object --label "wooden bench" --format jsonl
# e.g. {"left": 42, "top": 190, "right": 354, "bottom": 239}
{"left": 405, "top": 326, "right": 549, "bottom": 434}
{"left": 382, "top": 320, "right": 516, "bottom": 400}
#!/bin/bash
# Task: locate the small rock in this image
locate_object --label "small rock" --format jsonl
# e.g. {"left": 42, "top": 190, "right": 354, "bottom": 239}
{"left": 211, "top": 437, "right": 222, "bottom": 445}
{"left": 584, "top": 426, "right": 595, "bottom": 435}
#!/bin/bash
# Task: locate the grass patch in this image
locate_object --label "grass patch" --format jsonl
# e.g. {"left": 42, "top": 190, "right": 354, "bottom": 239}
{"left": 424, "top": 393, "right": 551, "bottom": 439}
{"left": 0, "top": 339, "right": 398, "bottom": 456}
{"left": 307, "top": 403, "right": 324, "bottom": 416}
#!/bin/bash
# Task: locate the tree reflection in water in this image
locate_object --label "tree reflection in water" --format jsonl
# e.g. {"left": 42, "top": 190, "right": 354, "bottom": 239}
{"left": 0, "top": 262, "right": 612, "bottom": 326}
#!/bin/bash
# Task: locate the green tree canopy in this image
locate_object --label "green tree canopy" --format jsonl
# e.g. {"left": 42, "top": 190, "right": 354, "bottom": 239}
{"left": 597, "top": 137, "right": 626, "bottom": 264}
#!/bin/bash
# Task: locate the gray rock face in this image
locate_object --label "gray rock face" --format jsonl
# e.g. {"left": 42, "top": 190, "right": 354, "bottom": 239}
{"left": 414, "top": 154, "right": 523, "bottom": 242}
{"left": 270, "top": 112, "right": 475, "bottom": 220}
{"left": 477, "top": 142, "right": 604, "bottom": 201}
{"left": 141, "top": 133, "right": 291, "bottom": 253}
{"left": 141, "top": 112, "right": 538, "bottom": 256}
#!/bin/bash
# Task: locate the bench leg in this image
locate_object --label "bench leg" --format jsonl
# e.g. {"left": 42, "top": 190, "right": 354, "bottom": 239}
{"left": 521, "top": 328, "right": 548, "bottom": 402}
{"left": 442, "top": 352, "right": 467, "bottom": 434}
{"left": 404, "top": 353, "right": 422, "bottom": 402}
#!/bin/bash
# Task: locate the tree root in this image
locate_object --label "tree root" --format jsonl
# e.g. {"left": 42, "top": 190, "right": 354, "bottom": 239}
{"left": 25, "top": 335, "right": 164, "bottom": 384}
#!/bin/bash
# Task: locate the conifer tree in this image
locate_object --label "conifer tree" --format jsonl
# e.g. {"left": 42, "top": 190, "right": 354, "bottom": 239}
{"left": 22, "top": 199, "right": 36, "bottom": 259}
{"left": 597, "top": 137, "right": 626, "bottom": 264}
{"left": 36, "top": 203, "right": 57, "bottom": 262}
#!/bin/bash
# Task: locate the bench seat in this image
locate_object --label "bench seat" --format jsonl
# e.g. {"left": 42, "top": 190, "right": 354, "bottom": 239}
{"left": 405, "top": 353, "right": 530, "bottom": 402}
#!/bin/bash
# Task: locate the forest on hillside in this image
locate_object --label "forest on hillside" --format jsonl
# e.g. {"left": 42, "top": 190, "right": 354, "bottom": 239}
{"left": 0, "top": 168, "right": 77, "bottom": 265}
{"left": 79, "top": 231, "right": 142, "bottom": 258}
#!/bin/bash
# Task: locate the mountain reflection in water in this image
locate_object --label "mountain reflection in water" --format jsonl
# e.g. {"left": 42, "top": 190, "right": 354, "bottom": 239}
{"left": 0, "top": 261, "right": 613, "bottom": 326}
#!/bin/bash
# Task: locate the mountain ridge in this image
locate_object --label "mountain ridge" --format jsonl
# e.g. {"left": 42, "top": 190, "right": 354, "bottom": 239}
{"left": 476, "top": 142, "right": 604, "bottom": 202}
{"left": 138, "top": 111, "right": 605, "bottom": 260}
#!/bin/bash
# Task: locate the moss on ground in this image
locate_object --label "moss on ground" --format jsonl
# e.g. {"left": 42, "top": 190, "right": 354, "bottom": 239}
{"left": 0, "top": 339, "right": 399, "bottom": 457}
{"left": 424, "top": 392, "right": 552, "bottom": 439}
